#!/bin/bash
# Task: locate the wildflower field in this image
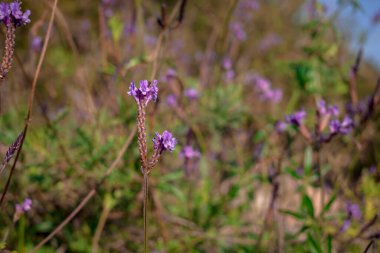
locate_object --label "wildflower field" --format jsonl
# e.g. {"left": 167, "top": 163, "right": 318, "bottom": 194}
{"left": 1, "top": 0, "right": 380, "bottom": 252}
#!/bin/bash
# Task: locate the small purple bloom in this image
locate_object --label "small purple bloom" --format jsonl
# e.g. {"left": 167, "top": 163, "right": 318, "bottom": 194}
{"left": 340, "top": 219, "right": 351, "bottom": 233}
{"left": 346, "top": 202, "right": 361, "bottom": 220}
{"left": 339, "top": 116, "right": 354, "bottom": 135}
{"left": 30, "top": 36, "right": 43, "bottom": 52}
{"left": 225, "top": 70, "right": 235, "bottom": 81}
{"left": 231, "top": 22, "right": 246, "bottom": 41}
{"left": 253, "top": 76, "right": 282, "bottom": 103}
{"left": 166, "top": 94, "right": 177, "bottom": 107}
{"left": 184, "top": 88, "right": 199, "bottom": 100}
{"left": 162, "top": 68, "right": 177, "bottom": 82}
{"left": 328, "top": 105, "right": 339, "bottom": 117}
{"left": 128, "top": 80, "right": 158, "bottom": 106}
{"left": 242, "top": 0, "right": 260, "bottom": 10}
{"left": 180, "top": 145, "right": 200, "bottom": 159}
{"left": 153, "top": 130, "right": 177, "bottom": 153}
{"left": 285, "top": 109, "right": 307, "bottom": 126}
{"left": 329, "top": 119, "right": 340, "bottom": 134}
{"left": 15, "top": 198, "right": 32, "bottom": 214}
{"left": 369, "top": 165, "right": 377, "bottom": 174}
{"left": 275, "top": 121, "right": 287, "bottom": 133}
{"left": 317, "top": 100, "right": 339, "bottom": 117}
{"left": 222, "top": 57, "right": 232, "bottom": 70}
{"left": 259, "top": 33, "right": 282, "bottom": 51}
{"left": 317, "top": 100, "right": 327, "bottom": 115}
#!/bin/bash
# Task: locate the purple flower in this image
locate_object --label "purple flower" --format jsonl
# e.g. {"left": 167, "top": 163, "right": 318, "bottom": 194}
{"left": 329, "top": 119, "right": 340, "bottom": 134}
{"left": 222, "top": 57, "right": 232, "bottom": 70}
{"left": 180, "top": 145, "right": 200, "bottom": 159}
{"left": 317, "top": 100, "right": 327, "bottom": 115}
{"left": 184, "top": 88, "right": 199, "bottom": 100}
{"left": 0, "top": 2, "right": 30, "bottom": 26}
{"left": 253, "top": 76, "right": 282, "bottom": 103}
{"left": 266, "top": 89, "right": 282, "bottom": 103}
{"left": 369, "top": 165, "right": 377, "bottom": 174}
{"left": 153, "top": 130, "right": 177, "bottom": 153}
{"left": 241, "top": 0, "right": 260, "bottom": 10}
{"left": 346, "top": 202, "right": 361, "bottom": 220}
{"left": 329, "top": 116, "right": 353, "bottom": 135}
{"left": 30, "top": 36, "right": 43, "bottom": 52}
{"left": 128, "top": 80, "right": 158, "bottom": 106}
{"left": 15, "top": 198, "right": 32, "bottom": 214}
{"left": 285, "top": 109, "right": 307, "bottom": 126}
{"left": 162, "top": 68, "right": 177, "bottom": 83}
{"left": 317, "top": 100, "right": 339, "bottom": 117}
{"left": 339, "top": 116, "right": 354, "bottom": 135}
{"left": 328, "top": 105, "right": 339, "bottom": 117}
{"left": 259, "top": 33, "right": 282, "bottom": 51}
{"left": 275, "top": 121, "right": 287, "bottom": 133}
{"left": 166, "top": 94, "right": 177, "bottom": 107}
{"left": 225, "top": 70, "right": 235, "bottom": 81}
{"left": 340, "top": 219, "right": 351, "bottom": 233}
{"left": 231, "top": 22, "right": 246, "bottom": 41}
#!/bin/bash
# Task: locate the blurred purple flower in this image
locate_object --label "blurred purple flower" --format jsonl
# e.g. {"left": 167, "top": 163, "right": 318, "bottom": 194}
{"left": 184, "top": 88, "right": 199, "bottom": 100}
{"left": 329, "top": 116, "right": 353, "bottom": 135}
{"left": 253, "top": 76, "right": 282, "bottom": 103}
{"left": 259, "top": 33, "right": 282, "bottom": 51}
{"left": 329, "top": 119, "right": 340, "bottom": 134}
{"left": 231, "top": 22, "right": 246, "bottom": 41}
{"left": 241, "top": 0, "right": 260, "bottom": 10}
{"left": 340, "top": 116, "right": 354, "bottom": 134}
{"left": 275, "top": 121, "right": 287, "bottom": 133}
{"left": 128, "top": 80, "right": 158, "bottom": 106}
{"left": 317, "top": 100, "right": 339, "bottom": 117}
{"left": 180, "top": 145, "right": 200, "bottom": 159}
{"left": 153, "top": 130, "right": 177, "bottom": 153}
{"left": 15, "top": 198, "right": 32, "bottom": 214}
{"left": 285, "top": 109, "right": 307, "bottom": 126}
{"left": 162, "top": 68, "right": 177, "bottom": 83}
{"left": 346, "top": 202, "right": 361, "bottom": 220}
{"left": 30, "top": 36, "right": 43, "bottom": 52}
{"left": 222, "top": 57, "right": 232, "bottom": 70}
{"left": 328, "top": 105, "right": 339, "bottom": 117}
{"left": 340, "top": 219, "right": 351, "bottom": 233}
{"left": 166, "top": 94, "right": 177, "bottom": 107}
{"left": 225, "top": 70, "right": 235, "bottom": 81}
{"left": 369, "top": 165, "right": 377, "bottom": 174}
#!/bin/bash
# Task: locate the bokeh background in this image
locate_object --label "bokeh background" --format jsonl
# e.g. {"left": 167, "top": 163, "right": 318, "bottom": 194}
{"left": 0, "top": 0, "right": 380, "bottom": 252}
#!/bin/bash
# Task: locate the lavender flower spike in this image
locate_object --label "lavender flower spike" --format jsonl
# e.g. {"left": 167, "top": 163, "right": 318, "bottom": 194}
{"left": 128, "top": 80, "right": 158, "bottom": 106}
{"left": 0, "top": 1, "right": 31, "bottom": 27}
{"left": 153, "top": 130, "right": 177, "bottom": 153}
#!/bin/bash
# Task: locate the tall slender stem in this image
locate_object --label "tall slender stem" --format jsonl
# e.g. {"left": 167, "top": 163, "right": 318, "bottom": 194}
{"left": 143, "top": 172, "right": 149, "bottom": 253}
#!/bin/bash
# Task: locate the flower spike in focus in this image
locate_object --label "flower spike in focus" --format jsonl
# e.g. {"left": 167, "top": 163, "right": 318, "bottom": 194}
{"left": 128, "top": 80, "right": 158, "bottom": 106}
